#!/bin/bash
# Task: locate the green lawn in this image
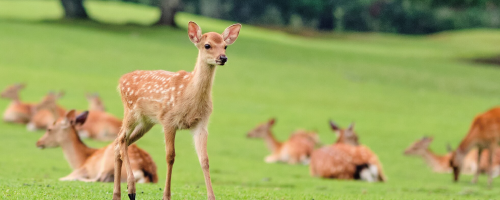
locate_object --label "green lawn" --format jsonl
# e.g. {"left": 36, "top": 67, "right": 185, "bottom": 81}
{"left": 1, "top": 1, "right": 500, "bottom": 199}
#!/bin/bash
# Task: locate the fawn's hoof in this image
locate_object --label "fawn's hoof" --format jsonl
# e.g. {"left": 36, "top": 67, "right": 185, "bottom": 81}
{"left": 128, "top": 193, "right": 136, "bottom": 200}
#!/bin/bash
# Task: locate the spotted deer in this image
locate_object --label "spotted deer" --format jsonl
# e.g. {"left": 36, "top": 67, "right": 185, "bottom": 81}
{"left": 404, "top": 137, "right": 500, "bottom": 175}
{"left": 86, "top": 93, "right": 106, "bottom": 112}
{"left": 0, "top": 83, "right": 34, "bottom": 124}
{"left": 27, "top": 91, "right": 66, "bottom": 131}
{"left": 247, "top": 118, "right": 320, "bottom": 164}
{"left": 450, "top": 107, "right": 500, "bottom": 186}
{"left": 34, "top": 92, "right": 122, "bottom": 141}
{"left": 112, "top": 22, "right": 241, "bottom": 200}
{"left": 36, "top": 110, "right": 158, "bottom": 183}
{"left": 309, "top": 121, "right": 386, "bottom": 182}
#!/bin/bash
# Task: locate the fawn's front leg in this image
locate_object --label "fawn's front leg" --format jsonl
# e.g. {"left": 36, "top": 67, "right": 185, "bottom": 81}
{"left": 163, "top": 127, "right": 176, "bottom": 200}
{"left": 113, "top": 137, "right": 125, "bottom": 200}
{"left": 192, "top": 123, "right": 215, "bottom": 200}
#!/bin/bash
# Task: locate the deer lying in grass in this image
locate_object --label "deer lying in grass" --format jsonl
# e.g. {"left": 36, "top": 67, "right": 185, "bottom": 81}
{"left": 309, "top": 121, "right": 386, "bottom": 182}
{"left": 404, "top": 137, "right": 500, "bottom": 175}
{"left": 247, "top": 118, "right": 320, "bottom": 165}
{"left": 1, "top": 83, "right": 34, "bottom": 124}
{"left": 86, "top": 93, "right": 106, "bottom": 112}
{"left": 112, "top": 22, "right": 241, "bottom": 200}
{"left": 36, "top": 110, "right": 158, "bottom": 183}
{"left": 450, "top": 107, "right": 500, "bottom": 186}
{"left": 35, "top": 93, "right": 122, "bottom": 141}
{"left": 27, "top": 91, "right": 66, "bottom": 131}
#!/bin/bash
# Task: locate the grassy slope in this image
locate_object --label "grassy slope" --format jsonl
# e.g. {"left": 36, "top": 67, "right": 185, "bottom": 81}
{"left": 0, "top": 1, "right": 500, "bottom": 199}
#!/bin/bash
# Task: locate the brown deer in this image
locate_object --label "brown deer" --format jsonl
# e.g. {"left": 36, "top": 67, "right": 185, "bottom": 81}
{"left": 36, "top": 110, "right": 157, "bottom": 183}
{"left": 112, "top": 21, "right": 241, "bottom": 200}
{"left": 450, "top": 107, "right": 500, "bottom": 186}
{"left": 86, "top": 93, "right": 106, "bottom": 112}
{"left": 1, "top": 83, "right": 34, "bottom": 124}
{"left": 247, "top": 118, "right": 320, "bottom": 164}
{"left": 27, "top": 91, "right": 66, "bottom": 131}
{"left": 404, "top": 137, "right": 500, "bottom": 175}
{"left": 309, "top": 121, "right": 386, "bottom": 182}
{"left": 34, "top": 93, "right": 122, "bottom": 141}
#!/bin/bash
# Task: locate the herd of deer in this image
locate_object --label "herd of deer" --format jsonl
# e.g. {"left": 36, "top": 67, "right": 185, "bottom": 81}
{"left": 1, "top": 21, "right": 499, "bottom": 200}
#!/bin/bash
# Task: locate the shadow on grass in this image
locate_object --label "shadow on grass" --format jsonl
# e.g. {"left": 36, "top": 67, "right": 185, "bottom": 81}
{"left": 0, "top": 17, "right": 183, "bottom": 34}
{"left": 471, "top": 55, "right": 500, "bottom": 67}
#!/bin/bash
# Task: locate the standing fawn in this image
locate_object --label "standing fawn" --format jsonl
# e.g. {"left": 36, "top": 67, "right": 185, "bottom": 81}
{"left": 450, "top": 107, "right": 500, "bottom": 186}
{"left": 112, "top": 21, "right": 241, "bottom": 200}
{"left": 1, "top": 83, "right": 34, "bottom": 124}
{"left": 405, "top": 137, "right": 500, "bottom": 175}
{"left": 309, "top": 121, "right": 386, "bottom": 182}
{"left": 247, "top": 118, "right": 320, "bottom": 164}
{"left": 34, "top": 93, "right": 122, "bottom": 141}
{"left": 86, "top": 93, "right": 106, "bottom": 112}
{"left": 27, "top": 91, "right": 66, "bottom": 131}
{"left": 36, "top": 110, "right": 158, "bottom": 183}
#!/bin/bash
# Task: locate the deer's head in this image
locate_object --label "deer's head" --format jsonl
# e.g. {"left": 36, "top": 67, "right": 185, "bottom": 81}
{"left": 86, "top": 93, "right": 106, "bottom": 111}
{"left": 33, "top": 91, "right": 64, "bottom": 113}
{"left": 36, "top": 110, "right": 88, "bottom": 149}
{"left": 247, "top": 118, "right": 275, "bottom": 138}
{"left": 27, "top": 91, "right": 65, "bottom": 131}
{"left": 330, "top": 120, "right": 359, "bottom": 146}
{"left": 449, "top": 147, "right": 465, "bottom": 182}
{"left": 404, "top": 137, "right": 433, "bottom": 156}
{"left": 188, "top": 21, "right": 241, "bottom": 66}
{"left": 0, "top": 83, "right": 25, "bottom": 100}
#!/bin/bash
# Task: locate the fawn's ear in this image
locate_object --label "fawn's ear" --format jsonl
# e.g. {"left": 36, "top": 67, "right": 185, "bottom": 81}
{"left": 222, "top": 23, "right": 241, "bottom": 45}
{"left": 57, "top": 91, "right": 65, "bottom": 99}
{"left": 188, "top": 21, "right": 202, "bottom": 44}
{"left": 75, "top": 111, "right": 89, "bottom": 126}
{"left": 347, "top": 122, "right": 355, "bottom": 131}
{"left": 268, "top": 118, "right": 276, "bottom": 126}
{"left": 329, "top": 120, "right": 340, "bottom": 131}
{"left": 15, "top": 83, "right": 25, "bottom": 89}
{"left": 446, "top": 143, "right": 453, "bottom": 153}
{"left": 63, "top": 110, "right": 77, "bottom": 124}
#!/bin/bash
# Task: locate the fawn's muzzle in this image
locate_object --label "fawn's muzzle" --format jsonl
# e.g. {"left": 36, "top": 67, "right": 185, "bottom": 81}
{"left": 219, "top": 55, "right": 228, "bottom": 65}
{"left": 36, "top": 141, "right": 45, "bottom": 149}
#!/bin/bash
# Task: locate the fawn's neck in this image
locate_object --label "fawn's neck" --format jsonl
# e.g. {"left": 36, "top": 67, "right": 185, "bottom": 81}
{"left": 185, "top": 55, "right": 217, "bottom": 104}
{"left": 264, "top": 130, "right": 282, "bottom": 153}
{"left": 422, "top": 149, "right": 449, "bottom": 170}
{"left": 60, "top": 127, "right": 96, "bottom": 169}
{"left": 8, "top": 93, "right": 21, "bottom": 104}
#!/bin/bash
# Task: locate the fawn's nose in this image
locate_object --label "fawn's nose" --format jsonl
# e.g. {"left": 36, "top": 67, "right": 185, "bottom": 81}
{"left": 220, "top": 55, "right": 227, "bottom": 64}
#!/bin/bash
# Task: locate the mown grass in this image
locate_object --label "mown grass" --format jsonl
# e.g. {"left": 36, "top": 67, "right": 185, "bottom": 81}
{"left": 0, "top": 1, "right": 500, "bottom": 199}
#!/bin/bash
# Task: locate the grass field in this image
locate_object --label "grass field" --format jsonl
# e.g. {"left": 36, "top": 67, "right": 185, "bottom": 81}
{"left": 1, "top": 1, "right": 500, "bottom": 199}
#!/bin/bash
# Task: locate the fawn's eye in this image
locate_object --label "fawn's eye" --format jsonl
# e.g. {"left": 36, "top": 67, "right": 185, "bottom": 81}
{"left": 204, "top": 44, "right": 211, "bottom": 49}
{"left": 224, "top": 46, "right": 227, "bottom": 49}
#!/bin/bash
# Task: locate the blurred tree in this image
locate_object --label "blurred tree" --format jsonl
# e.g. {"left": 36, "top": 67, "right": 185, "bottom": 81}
{"left": 156, "top": 0, "right": 180, "bottom": 26}
{"left": 61, "top": 0, "right": 88, "bottom": 19}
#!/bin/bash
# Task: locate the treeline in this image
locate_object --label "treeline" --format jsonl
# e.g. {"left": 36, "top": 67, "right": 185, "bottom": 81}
{"left": 68, "top": 0, "right": 500, "bottom": 34}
